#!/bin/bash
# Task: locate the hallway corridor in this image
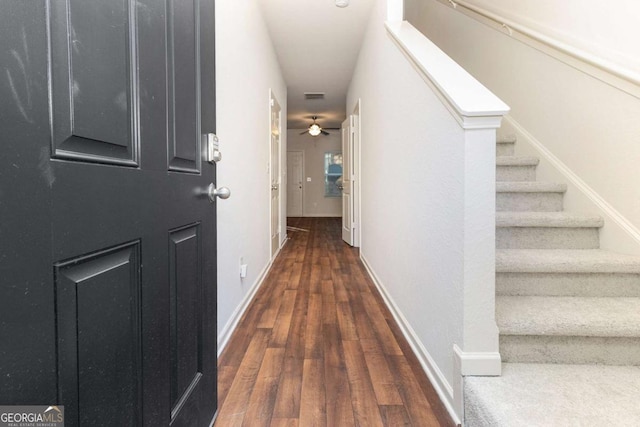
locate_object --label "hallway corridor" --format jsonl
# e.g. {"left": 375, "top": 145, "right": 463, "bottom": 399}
{"left": 215, "top": 218, "right": 453, "bottom": 426}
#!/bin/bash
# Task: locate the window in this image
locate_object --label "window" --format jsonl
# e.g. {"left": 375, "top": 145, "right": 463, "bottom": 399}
{"left": 324, "top": 151, "right": 342, "bottom": 197}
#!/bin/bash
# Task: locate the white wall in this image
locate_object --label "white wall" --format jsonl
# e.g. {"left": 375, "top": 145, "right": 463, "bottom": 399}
{"left": 407, "top": 0, "right": 640, "bottom": 255}
{"left": 459, "top": 0, "right": 640, "bottom": 74}
{"left": 347, "top": 0, "right": 469, "bottom": 417}
{"left": 216, "top": 0, "right": 287, "bottom": 347}
{"left": 287, "top": 130, "right": 342, "bottom": 217}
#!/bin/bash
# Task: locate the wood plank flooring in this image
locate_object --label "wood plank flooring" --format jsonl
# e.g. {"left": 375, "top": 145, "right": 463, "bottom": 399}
{"left": 216, "top": 217, "right": 454, "bottom": 427}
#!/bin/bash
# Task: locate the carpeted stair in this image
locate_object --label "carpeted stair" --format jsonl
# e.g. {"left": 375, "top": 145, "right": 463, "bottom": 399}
{"left": 464, "top": 137, "right": 640, "bottom": 425}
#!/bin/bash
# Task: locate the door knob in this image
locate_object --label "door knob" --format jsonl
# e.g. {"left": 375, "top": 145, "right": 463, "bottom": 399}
{"left": 207, "top": 183, "right": 231, "bottom": 202}
{"left": 271, "top": 185, "right": 278, "bottom": 190}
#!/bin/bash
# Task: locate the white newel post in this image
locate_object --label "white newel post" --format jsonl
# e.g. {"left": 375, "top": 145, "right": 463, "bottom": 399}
{"left": 453, "top": 120, "right": 504, "bottom": 419}
{"left": 385, "top": 17, "right": 509, "bottom": 421}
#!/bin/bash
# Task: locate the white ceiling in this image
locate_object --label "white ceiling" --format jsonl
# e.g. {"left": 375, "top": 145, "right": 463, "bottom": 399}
{"left": 258, "top": 0, "right": 374, "bottom": 129}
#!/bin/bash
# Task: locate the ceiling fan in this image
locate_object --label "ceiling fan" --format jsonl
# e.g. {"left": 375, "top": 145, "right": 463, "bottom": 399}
{"left": 301, "top": 116, "right": 334, "bottom": 137}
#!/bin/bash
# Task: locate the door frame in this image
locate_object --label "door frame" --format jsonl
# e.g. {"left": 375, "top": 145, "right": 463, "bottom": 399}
{"left": 341, "top": 117, "right": 354, "bottom": 245}
{"left": 269, "top": 89, "right": 282, "bottom": 259}
{"left": 351, "top": 99, "right": 362, "bottom": 247}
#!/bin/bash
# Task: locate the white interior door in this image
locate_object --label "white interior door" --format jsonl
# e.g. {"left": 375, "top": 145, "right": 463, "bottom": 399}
{"left": 287, "top": 151, "right": 303, "bottom": 217}
{"left": 270, "top": 92, "right": 281, "bottom": 257}
{"left": 351, "top": 102, "right": 360, "bottom": 247}
{"left": 341, "top": 117, "right": 355, "bottom": 245}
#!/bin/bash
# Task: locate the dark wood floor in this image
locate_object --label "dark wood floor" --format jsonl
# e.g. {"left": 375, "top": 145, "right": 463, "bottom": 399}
{"left": 215, "top": 217, "right": 454, "bottom": 427}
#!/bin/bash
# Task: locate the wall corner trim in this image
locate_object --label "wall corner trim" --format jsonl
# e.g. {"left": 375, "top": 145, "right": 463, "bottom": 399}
{"left": 453, "top": 344, "right": 501, "bottom": 376}
{"left": 385, "top": 20, "right": 509, "bottom": 129}
{"left": 360, "top": 253, "right": 461, "bottom": 426}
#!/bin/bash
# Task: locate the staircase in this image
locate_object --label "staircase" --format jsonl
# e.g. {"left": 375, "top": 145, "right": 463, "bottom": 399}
{"left": 464, "top": 137, "right": 640, "bottom": 425}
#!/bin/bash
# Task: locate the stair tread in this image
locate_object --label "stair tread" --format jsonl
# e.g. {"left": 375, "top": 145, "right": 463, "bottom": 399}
{"left": 496, "top": 156, "right": 539, "bottom": 166}
{"left": 497, "top": 136, "right": 517, "bottom": 144}
{"left": 466, "top": 363, "right": 640, "bottom": 426}
{"left": 496, "top": 211, "right": 604, "bottom": 228}
{"left": 497, "top": 296, "right": 640, "bottom": 337}
{"left": 497, "top": 249, "right": 640, "bottom": 273}
{"left": 496, "top": 182, "right": 567, "bottom": 193}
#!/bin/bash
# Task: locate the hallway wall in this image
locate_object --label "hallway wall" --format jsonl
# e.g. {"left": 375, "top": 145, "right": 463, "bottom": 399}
{"left": 347, "top": 0, "right": 468, "bottom": 416}
{"left": 216, "top": 0, "right": 287, "bottom": 347}
{"left": 287, "top": 130, "right": 342, "bottom": 217}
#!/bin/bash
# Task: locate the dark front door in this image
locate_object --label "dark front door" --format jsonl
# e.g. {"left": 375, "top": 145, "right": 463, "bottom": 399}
{"left": 0, "top": 0, "right": 217, "bottom": 425}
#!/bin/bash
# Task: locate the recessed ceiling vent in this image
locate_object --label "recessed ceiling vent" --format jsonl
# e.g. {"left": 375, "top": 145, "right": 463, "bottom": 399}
{"left": 304, "top": 92, "right": 325, "bottom": 100}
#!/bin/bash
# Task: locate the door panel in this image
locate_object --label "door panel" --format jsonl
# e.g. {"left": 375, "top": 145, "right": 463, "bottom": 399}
{"left": 168, "top": 0, "right": 200, "bottom": 173}
{"left": 0, "top": 0, "right": 217, "bottom": 425}
{"left": 56, "top": 242, "right": 142, "bottom": 426}
{"left": 287, "top": 151, "right": 303, "bottom": 217}
{"left": 50, "top": 0, "right": 138, "bottom": 165}
{"left": 169, "top": 224, "right": 203, "bottom": 416}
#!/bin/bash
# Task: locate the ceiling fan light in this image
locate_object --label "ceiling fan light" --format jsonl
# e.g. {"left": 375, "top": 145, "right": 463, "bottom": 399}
{"left": 335, "top": 0, "right": 349, "bottom": 7}
{"left": 308, "top": 124, "right": 322, "bottom": 136}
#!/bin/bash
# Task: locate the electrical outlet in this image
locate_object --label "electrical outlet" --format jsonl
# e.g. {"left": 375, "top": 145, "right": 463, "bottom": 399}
{"left": 239, "top": 257, "right": 246, "bottom": 279}
{"left": 240, "top": 263, "right": 248, "bottom": 278}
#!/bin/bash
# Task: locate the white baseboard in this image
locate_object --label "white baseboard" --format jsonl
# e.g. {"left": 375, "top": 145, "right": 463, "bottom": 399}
{"left": 360, "top": 253, "right": 461, "bottom": 426}
{"left": 217, "top": 258, "right": 274, "bottom": 357}
{"left": 217, "top": 237, "right": 290, "bottom": 356}
{"left": 208, "top": 410, "right": 218, "bottom": 427}
{"left": 301, "top": 213, "right": 342, "bottom": 218}
{"left": 453, "top": 345, "right": 501, "bottom": 376}
{"left": 501, "top": 115, "right": 640, "bottom": 256}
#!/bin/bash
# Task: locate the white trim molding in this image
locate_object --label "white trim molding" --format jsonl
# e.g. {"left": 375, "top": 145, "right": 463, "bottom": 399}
{"left": 208, "top": 410, "right": 218, "bottom": 427}
{"left": 454, "top": 344, "right": 501, "bottom": 376}
{"left": 453, "top": 344, "right": 501, "bottom": 420}
{"left": 218, "top": 239, "right": 288, "bottom": 356}
{"left": 360, "top": 254, "right": 461, "bottom": 426}
{"left": 385, "top": 20, "right": 509, "bottom": 129}
{"left": 433, "top": 0, "right": 640, "bottom": 99}
{"left": 217, "top": 245, "right": 282, "bottom": 356}
{"left": 300, "top": 214, "right": 342, "bottom": 218}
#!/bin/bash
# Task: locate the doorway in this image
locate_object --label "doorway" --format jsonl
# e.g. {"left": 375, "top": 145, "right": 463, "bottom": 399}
{"left": 270, "top": 91, "right": 282, "bottom": 258}
{"left": 352, "top": 99, "right": 362, "bottom": 247}
{"left": 341, "top": 99, "right": 361, "bottom": 247}
{"left": 287, "top": 151, "right": 304, "bottom": 217}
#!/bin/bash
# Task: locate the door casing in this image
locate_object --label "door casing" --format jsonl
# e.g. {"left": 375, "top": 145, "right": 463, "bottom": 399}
{"left": 270, "top": 90, "right": 282, "bottom": 258}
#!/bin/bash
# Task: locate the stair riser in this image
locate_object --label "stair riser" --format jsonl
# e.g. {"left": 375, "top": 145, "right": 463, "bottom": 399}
{"left": 500, "top": 335, "right": 640, "bottom": 365}
{"left": 497, "top": 272, "right": 640, "bottom": 297}
{"left": 496, "top": 165, "right": 536, "bottom": 182}
{"left": 496, "top": 227, "right": 600, "bottom": 249}
{"left": 497, "top": 192, "right": 564, "bottom": 212}
{"left": 496, "top": 143, "right": 515, "bottom": 156}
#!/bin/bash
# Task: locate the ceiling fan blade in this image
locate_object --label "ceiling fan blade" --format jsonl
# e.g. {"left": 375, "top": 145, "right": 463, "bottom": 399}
{"left": 300, "top": 130, "right": 309, "bottom": 135}
{"left": 321, "top": 130, "right": 330, "bottom": 135}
